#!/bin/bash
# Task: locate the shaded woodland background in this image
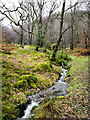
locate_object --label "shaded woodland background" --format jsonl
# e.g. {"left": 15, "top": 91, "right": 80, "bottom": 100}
{"left": 0, "top": 0, "right": 89, "bottom": 52}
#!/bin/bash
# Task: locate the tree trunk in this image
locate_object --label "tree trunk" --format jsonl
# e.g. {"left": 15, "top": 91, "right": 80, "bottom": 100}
{"left": 70, "top": 2, "right": 77, "bottom": 50}
{"left": 28, "top": 23, "right": 31, "bottom": 45}
{"left": 37, "top": 2, "right": 43, "bottom": 47}
{"left": 20, "top": 26, "right": 24, "bottom": 46}
{"left": 52, "top": 0, "right": 66, "bottom": 58}
{"left": 30, "top": 25, "right": 33, "bottom": 44}
{"left": 37, "top": 25, "right": 41, "bottom": 46}
{"left": 70, "top": 8, "right": 74, "bottom": 50}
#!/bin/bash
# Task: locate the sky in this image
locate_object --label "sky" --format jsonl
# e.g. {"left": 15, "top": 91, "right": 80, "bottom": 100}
{"left": 0, "top": 0, "right": 87, "bottom": 27}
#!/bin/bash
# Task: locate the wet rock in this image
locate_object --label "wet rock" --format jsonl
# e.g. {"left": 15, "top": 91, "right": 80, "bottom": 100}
{"left": 27, "top": 96, "right": 32, "bottom": 104}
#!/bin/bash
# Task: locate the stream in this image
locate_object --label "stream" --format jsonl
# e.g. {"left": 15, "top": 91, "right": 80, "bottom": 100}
{"left": 17, "top": 47, "right": 68, "bottom": 119}
{"left": 17, "top": 68, "right": 67, "bottom": 119}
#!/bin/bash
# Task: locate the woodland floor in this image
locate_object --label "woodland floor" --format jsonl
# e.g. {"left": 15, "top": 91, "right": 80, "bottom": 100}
{"left": 31, "top": 52, "right": 88, "bottom": 119}
{"left": 1, "top": 43, "right": 89, "bottom": 119}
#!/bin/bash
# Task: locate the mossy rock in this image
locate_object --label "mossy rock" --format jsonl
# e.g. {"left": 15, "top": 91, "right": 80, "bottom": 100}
{"left": 52, "top": 65, "right": 61, "bottom": 75}
{"left": 13, "top": 92, "right": 27, "bottom": 105}
{"left": 20, "top": 74, "right": 37, "bottom": 85}
{"left": 16, "top": 79, "right": 28, "bottom": 90}
{"left": 2, "top": 103, "right": 16, "bottom": 119}
{"left": 32, "top": 62, "right": 52, "bottom": 73}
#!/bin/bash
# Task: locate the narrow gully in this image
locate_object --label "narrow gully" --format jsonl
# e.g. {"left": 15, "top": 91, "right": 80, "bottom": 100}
{"left": 17, "top": 67, "right": 68, "bottom": 119}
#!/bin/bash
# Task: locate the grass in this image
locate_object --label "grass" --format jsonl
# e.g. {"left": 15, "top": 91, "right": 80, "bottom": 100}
{"left": 64, "top": 55, "right": 88, "bottom": 118}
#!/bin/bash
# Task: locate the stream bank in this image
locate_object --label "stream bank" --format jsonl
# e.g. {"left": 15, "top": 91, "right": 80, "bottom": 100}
{"left": 2, "top": 45, "right": 64, "bottom": 120}
{"left": 21, "top": 56, "right": 88, "bottom": 119}
{"left": 16, "top": 68, "right": 68, "bottom": 119}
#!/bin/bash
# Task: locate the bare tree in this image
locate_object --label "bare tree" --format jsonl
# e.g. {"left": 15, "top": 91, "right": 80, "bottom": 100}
{"left": 24, "top": 0, "right": 35, "bottom": 45}
{"left": 0, "top": 0, "right": 33, "bottom": 46}
{"left": 29, "top": 0, "right": 61, "bottom": 47}
{"left": 52, "top": 0, "right": 66, "bottom": 58}
{"left": 70, "top": 1, "right": 75, "bottom": 50}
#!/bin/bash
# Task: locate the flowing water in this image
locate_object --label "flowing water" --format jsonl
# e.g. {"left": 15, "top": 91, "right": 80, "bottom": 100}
{"left": 17, "top": 68, "right": 67, "bottom": 119}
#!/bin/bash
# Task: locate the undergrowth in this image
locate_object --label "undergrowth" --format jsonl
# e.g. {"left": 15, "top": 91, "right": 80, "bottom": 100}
{"left": 2, "top": 44, "right": 62, "bottom": 119}
{"left": 31, "top": 55, "right": 88, "bottom": 119}
{"left": 2, "top": 44, "right": 88, "bottom": 119}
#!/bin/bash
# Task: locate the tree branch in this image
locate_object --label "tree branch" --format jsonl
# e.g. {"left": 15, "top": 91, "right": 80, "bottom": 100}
{"left": 62, "top": 26, "right": 71, "bottom": 35}
{"left": 10, "top": 22, "right": 21, "bottom": 36}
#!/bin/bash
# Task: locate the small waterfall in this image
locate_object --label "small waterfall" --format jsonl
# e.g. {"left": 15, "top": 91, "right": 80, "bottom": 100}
{"left": 22, "top": 101, "right": 38, "bottom": 118}
{"left": 17, "top": 67, "right": 67, "bottom": 119}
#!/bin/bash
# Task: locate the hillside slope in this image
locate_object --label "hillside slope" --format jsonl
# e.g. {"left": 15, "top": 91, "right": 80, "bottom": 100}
{"left": 2, "top": 44, "right": 62, "bottom": 119}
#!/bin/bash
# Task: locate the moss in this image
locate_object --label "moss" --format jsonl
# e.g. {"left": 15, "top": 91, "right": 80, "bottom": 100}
{"left": 39, "top": 53, "right": 45, "bottom": 58}
{"left": 51, "top": 43, "right": 56, "bottom": 50}
{"left": 25, "top": 45, "right": 36, "bottom": 50}
{"left": 3, "top": 51, "right": 12, "bottom": 54}
{"left": 52, "top": 65, "right": 62, "bottom": 75}
{"left": 2, "top": 103, "right": 16, "bottom": 120}
{"left": 26, "top": 65, "right": 34, "bottom": 70}
{"left": 13, "top": 92, "right": 27, "bottom": 105}
{"left": 20, "top": 74, "right": 38, "bottom": 85}
{"left": 28, "top": 58, "right": 34, "bottom": 62}
{"left": 56, "top": 96, "right": 65, "bottom": 99}
{"left": 16, "top": 79, "right": 28, "bottom": 90}
{"left": 2, "top": 44, "right": 65, "bottom": 119}
{"left": 13, "top": 73, "right": 20, "bottom": 78}
{"left": 33, "top": 72, "right": 58, "bottom": 89}
{"left": 32, "top": 62, "right": 52, "bottom": 73}
{"left": 18, "top": 49, "right": 30, "bottom": 53}
{"left": 2, "top": 68, "right": 7, "bottom": 75}
{"left": 30, "top": 83, "right": 37, "bottom": 88}
{"left": 32, "top": 57, "right": 38, "bottom": 60}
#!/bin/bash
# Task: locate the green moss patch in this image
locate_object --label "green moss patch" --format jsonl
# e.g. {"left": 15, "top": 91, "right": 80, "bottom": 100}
{"left": 2, "top": 44, "right": 62, "bottom": 119}
{"left": 16, "top": 80, "right": 28, "bottom": 90}
{"left": 32, "top": 62, "right": 52, "bottom": 73}
{"left": 13, "top": 92, "right": 27, "bottom": 105}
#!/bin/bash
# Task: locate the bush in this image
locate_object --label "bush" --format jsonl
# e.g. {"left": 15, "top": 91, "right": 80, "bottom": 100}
{"left": 56, "top": 52, "right": 69, "bottom": 60}
{"left": 55, "top": 52, "right": 71, "bottom": 66}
